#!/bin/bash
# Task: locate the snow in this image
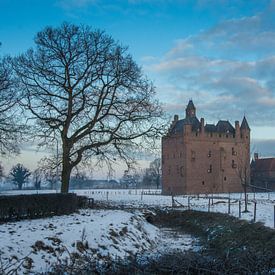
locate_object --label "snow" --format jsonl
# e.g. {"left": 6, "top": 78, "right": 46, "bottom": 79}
{"left": 75, "top": 189, "right": 275, "bottom": 228}
{"left": 1, "top": 189, "right": 274, "bottom": 228}
{"left": 0, "top": 208, "right": 198, "bottom": 274}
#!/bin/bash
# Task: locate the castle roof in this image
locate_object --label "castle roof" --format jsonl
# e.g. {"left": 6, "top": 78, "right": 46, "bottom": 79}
{"left": 170, "top": 116, "right": 200, "bottom": 135}
{"left": 169, "top": 119, "right": 236, "bottom": 135}
{"left": 215, "top": 120, "right": 235, "bottom": 134}
{"left": 204, "top": 124, "right": 216, "bottom": 132}
{"left": 240, "top": 116, "right": 250, "bottom": 130}
{"left": 251, "top": 158, "right": 275, "bottom": 172}
{"left": 168, "top": 100, "right": 237, "bottom": 136}
{"left": 186, "top": 100, "right": 195, "bottom": 110}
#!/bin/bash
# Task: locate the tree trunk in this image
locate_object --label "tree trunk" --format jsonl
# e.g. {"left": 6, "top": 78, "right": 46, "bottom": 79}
{"left": 61, "top": 144, "right": 72, "bottom": 193}
{"left": 18, "top": 182, "right": 23, "bottom": 190}
{"left": 61, "top": 161, "right": 72, "bottom": 193}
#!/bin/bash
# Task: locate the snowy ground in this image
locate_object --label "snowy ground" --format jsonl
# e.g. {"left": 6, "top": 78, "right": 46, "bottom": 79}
{"left": 75, "top": 189, "right": 275, "bottom": 228}
{"left": 1, "top": 189, "right": 275, "bottom": 228}
{"left": 0, "top": 208, "right": 198, "bottom": 274}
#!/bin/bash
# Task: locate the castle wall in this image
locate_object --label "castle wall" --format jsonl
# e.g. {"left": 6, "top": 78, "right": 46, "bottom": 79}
{"left": 162, "top": 134, "right": 186, "bottom": 194}
{"left": 162, "top": 125, "right": 250, "bottom": 195}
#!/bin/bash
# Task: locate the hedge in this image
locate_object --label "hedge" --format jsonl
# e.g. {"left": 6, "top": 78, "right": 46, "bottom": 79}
{"left": 0, "top": 193, "right": 86, "bottom": 221}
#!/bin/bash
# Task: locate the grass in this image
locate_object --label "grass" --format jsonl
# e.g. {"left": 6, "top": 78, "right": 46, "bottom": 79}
{"left": 152, "top": 209, "right": 275, "bottom": 273}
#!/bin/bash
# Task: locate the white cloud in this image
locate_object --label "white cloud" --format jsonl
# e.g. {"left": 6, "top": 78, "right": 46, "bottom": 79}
{"left": 148, "top": 3, "right": 275, "bottom": 127}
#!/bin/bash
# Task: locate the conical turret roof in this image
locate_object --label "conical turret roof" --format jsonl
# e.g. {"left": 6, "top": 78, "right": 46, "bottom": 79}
{"left": 240, "top": 116, "right": 250, "bottom": 130}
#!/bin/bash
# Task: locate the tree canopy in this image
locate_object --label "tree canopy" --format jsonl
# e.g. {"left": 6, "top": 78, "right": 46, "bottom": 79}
{"left": 0, "top": 54, "right": 23, "bottom": 155}
{"left": 13, "top": 23, "right": 165, "bottom": 193}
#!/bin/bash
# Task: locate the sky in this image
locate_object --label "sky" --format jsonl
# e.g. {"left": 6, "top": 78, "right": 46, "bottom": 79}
{"left": 1, "top": 0, "right": 275, "bottom": 177}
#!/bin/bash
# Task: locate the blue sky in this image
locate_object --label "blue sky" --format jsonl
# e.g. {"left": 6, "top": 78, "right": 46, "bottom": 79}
{"left": 1, "top": 0, "right": 275, "bottom": 175}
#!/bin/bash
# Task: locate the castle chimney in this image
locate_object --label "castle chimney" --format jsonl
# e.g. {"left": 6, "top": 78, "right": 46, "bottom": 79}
{"left": 200, "top": 118, "right": 205, "bottom": 134}
{"left": 254, "top": 153, "right": 259, "bottom": 160}
{"left": 174, "top": 114, "right": 179, "bottom": 122}
{"left": 235, "top": 121, "right": 240, "bottom": 138}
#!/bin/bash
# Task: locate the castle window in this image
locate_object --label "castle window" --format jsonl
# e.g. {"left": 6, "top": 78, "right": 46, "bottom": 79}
{"left": 202, "top": 181, "right": 205, "bottom": 185}
{"left": 180, "top": 166, "right": 184, "bottom": 177}
{"left": 232, "top": 160, "right": 237, "bottom": 169}
{"left": 224, "top": 176, "right": 227, "bottom": 181}
{"left": 168, "top": 166, "right": 171, "bottom": 175}
{"left": 219, "top": 134, "right": 222, "bottom": 138}
{"left": 191, "top": 150, "right": 196, "bottom": 160}
{"left": 226, "top": 134, "right": 228, "bottom": 138}
{"left": 232, "top": 147, "right": 237, "bottom": 156}
{"left": 208, "top": 165, "right": 212, "bottom": 173}
{"left": 208, "top": 150, "right": 212, "bottom": 157}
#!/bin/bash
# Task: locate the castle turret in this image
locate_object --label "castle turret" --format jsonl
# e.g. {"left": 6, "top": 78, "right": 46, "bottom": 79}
{"left": 185, "top": 100, "right": 196, "bottom": 118}
{"left": 240, "top": 116, "right": 250, "bottom": 131}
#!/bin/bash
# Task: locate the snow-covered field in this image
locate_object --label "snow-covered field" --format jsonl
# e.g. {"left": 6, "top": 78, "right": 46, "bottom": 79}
{"left": 0, "top": 208, "right": 198, "bottom": 274}
{"left": 0, "top": 188, "right": 274, "bottom": 273}
{"left": 1, "top": 188, "right": 275, "bottom": 228}
{"left": 75, "top": 189, "right": 275, "bottom": 229}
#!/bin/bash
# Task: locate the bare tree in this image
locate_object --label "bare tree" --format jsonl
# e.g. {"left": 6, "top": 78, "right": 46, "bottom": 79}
{"left": 236, "top": 147, "right": 251, "bottom": 212}
{"left": 38, "top": 156, "right": 60, "bottom": 190}
{"left": 143, "top": 158, "right": 161, "bottom": 189}
{"left": 0, "top": 53, "right": 23, "bottom": 155}
{"left": 32, "top": 168, "right": 42, "bottom": 190}
{"left": 12, "top": 23, "right": 166, "bottom": 193}
{"left": 9, "top": 163, "right": 31, "bottom": 190}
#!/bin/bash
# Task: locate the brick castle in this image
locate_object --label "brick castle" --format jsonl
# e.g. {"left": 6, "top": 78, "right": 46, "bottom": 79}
{"left": 162, "top": 100, "right": 250, "bottom": 194}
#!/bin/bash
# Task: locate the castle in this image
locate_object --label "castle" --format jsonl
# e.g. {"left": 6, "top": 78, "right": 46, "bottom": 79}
{"left": 162, "top": 100, "right": 250, "bottom": 194}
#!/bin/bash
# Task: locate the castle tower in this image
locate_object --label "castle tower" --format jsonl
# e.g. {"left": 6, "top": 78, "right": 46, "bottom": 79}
{"left": 185, "top": 100, "right": 196, "bottom": 118}
{"left": 162, "top": 100, "right": 251, "bottom": 195}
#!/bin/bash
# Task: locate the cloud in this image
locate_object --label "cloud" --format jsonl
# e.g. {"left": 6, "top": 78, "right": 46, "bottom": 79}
{"left": 148, "top": 2, "right": 275, "bottom": 127}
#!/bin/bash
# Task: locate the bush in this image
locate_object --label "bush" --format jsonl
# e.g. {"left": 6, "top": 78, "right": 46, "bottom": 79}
{"left": 0, "top": 193, "right": 79, "bottom": 221}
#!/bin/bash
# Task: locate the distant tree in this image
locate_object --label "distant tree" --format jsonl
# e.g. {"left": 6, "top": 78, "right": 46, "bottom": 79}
{"left": 32, "top": 168, "right": 42, "bottom": 190}
{"left": 142, "top": 158, "right": 161, "bottom": 189}
{"left": 13, "top": 23, "right": 165, "bottom": 193}
{"left": 236, "top": 148, "right": 251, "bottom": 212}
{"left": 120, "top": 169, "right": 141, "bottom": 188}
{"left": 38, "top": 157, "right": 60, "bottom": 190}
{"left": 0, "top": 53, "right": 23, "bottom": 155}
{"left": 9, "top": 163, "right": 31, "bottom": 190}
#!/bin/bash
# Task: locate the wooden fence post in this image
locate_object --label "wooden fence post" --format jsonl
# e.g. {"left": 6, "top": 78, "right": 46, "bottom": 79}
{"left": 274, "top": 205, "right": 275, "bottom": 229}
{"left": 172, "top": 194, "right": 174, "bottom": 208}
{"left": 188, "top": 196, "right": 190, "bottom": 210}
{"left": 106, "top": 191, "right": 109, "bottom": 201}
{"left": 228, "top": 197, "right": 231, "bottom": 214}
{"left": 253, "top": 201, "right": 257, "bottom": 222}
{"left": 239, "top": 200, "right": 241, "bottom": 218}
{"left": 208, "top": 198, "right": 211, "bottom": 212}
